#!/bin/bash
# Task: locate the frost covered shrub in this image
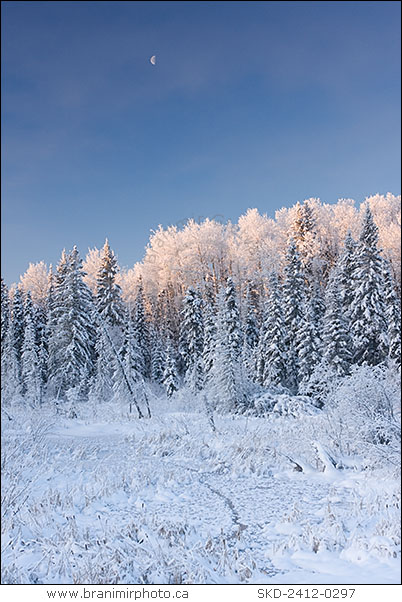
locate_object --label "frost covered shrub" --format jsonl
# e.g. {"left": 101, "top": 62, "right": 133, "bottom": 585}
{"left": 253, "top": 389, "right": 321, "bottom": 418}
{"left": 299, "top": 359, "right": 342, "bottom": 407}
{"left": 271, "top": 395, "right": 321, "bottom": 418}
{"left": 326, "top": 364, "right": 401, "bottom": 466}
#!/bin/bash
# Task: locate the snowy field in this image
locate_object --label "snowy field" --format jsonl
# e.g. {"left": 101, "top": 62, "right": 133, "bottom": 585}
{"left": 1, "top": 393, "right": 400, "bottom": 585}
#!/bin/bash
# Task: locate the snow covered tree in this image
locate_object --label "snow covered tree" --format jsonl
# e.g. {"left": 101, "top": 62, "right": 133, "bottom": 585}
{"left": 151, "top": 284, "right": 180, "bottom": 384}
{"left": 224, "top": 277, "right": 243, "bottom": 361}
{"left": 132, "top": 277, "right": 151, "bottom": 378}
{"left": 1, "top": 278, "right": 10, "bottom": 355}
{"left": 1, "top": 280, "right": 22, "bottom": 404}
{"left": 350, "top": 206, "right": 388, "bottom": 366}
{"left": 42, "top": 266, "right": 55, "bottom": 393}
{"left": 11, "top": 285, "right": 25, "bottom": 378}
{"left": 91, "top": 241, "right": 126, "bottom": 400}
{"left": 23, "top": 289, "right": 34, "bottom": 323}
{"left": 310, "top": 274, "right": 325, "bottom": 338}
{"left": 322, "top": 267, "right": 353, "bottom": 376}
{"left": 292, "top": 200, "right": 316, "bottom": 244}
{"left": 202, "top": 290, "right": 217, "bottom": 386}
{"left": 154, "top": 283, "right": 180, "bottom": 344}
{"left": 383, "top": 259, "right": 401, "bottom": 366}
{"left": 256, "top": 272, "right": 287, "bottom": 387}
{"left": 1, "top": 317, "right": 21, "bottom": 404}
{"left": 291, "top": 200, "right": 320, "bottom": 285}
{"left": 243, "top": 282, "right": 259, "bottom": 348}
{"left": 150, "top": 325, "right": 166, "bottom": 385}
{"left": 209, "top": 281, "right": 247, "bottom": 413}
{"left": 297, "top": 296, "right": 322, "bottom": 385}
{"left": 179, "top": 287, "right": 204, "bottom": 392}
{"left": 32, "top": 300, "right": 45, "bottom": 344}
{"left": 47, "top": 247, "right": 95, "bottom": 400}
{"left": 96, "top": 239, "right": 125, "bottom": 328}
{"left": 337, "top": 230, "right": 357, "bottom": 320}
{"left": 82, "top": 247, "right": 102, "bottom": 294}
{"left": 32, "top": 297, "right": 48, "bottom": 390}
{"left": 19, "top": 261, "right": 48, "bottom": 307}
{"left": 113, "top": 313, "right": 142, "bottom": 401}
{"left": 282, "top": 240, "right": 306, "bottom": 392}
{"left": 163, "top": 340, "right": 179, "bottom": 398}
{"left": 21, "top": 295, "right": 41, "bottom": 405}
{"left": 242, "top": 282, "right": 259, "bottom": 379}
{"left": 90, "top": 321, "right": 114, "bottom": 402}
{"left": 63, "top": 247, "right": 96, "bottom": 397}
{"left": 47, "top": 251, "right": 69, "bottom": 397}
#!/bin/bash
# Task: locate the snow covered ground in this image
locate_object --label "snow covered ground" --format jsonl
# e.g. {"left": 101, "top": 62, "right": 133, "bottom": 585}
{"left": 1, "top": 395, "right": 400, "bottom": 584}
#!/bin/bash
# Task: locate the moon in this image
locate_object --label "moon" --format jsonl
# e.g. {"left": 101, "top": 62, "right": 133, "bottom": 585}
{"left": 150, "top": 55, "right": 156, "bottom": 65}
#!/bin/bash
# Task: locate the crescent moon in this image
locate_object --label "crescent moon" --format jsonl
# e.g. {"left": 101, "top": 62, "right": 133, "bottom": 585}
{"left": 150, "top": 55, "right": 156, "bottom": 65}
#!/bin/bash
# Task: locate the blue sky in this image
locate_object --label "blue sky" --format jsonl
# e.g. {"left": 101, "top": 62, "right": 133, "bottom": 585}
{"left": 2, "top": 1, "right": 400, "bottom": 284}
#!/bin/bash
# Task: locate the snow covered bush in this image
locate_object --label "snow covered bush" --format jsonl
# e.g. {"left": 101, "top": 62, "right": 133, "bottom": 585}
{"left": 325, "top": 364, "right": 401, "bottom": 468}
{"left": 271, "top": 395, "right": 322, "bottom": 418}
{"left": 299, "top": 359, "right": 342, "bottom": 407}
{"left": 253, "top": 390, "right": 321, "bottom": 418}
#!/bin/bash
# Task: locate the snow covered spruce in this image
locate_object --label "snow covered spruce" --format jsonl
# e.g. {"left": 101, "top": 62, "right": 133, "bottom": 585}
{"left": 1, "top": 195, "right": 401, "bottom": 584}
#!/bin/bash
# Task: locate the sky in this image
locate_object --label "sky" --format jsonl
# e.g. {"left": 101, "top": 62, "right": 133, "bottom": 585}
{"left": 1, "top": 1, "right": 401, "bottom": 285}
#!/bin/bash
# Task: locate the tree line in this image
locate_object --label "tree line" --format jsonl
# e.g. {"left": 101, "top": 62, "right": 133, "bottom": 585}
{"left": 1, "top": 203, "right": 400, "bottom": 413}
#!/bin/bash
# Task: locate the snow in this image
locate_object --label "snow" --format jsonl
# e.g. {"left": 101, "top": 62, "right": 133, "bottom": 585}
{"left": 2, "top": 397, "right": 400, "bottom": 584}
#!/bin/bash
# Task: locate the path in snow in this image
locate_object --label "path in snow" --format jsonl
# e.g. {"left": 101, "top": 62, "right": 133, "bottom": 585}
{"left": 41, "top": 419, "right": 339, "bottom": 578}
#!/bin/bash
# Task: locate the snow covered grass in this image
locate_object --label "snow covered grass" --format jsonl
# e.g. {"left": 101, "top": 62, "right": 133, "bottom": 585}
{"left": 1, "top": 393, "right": 400, "bottom": 584}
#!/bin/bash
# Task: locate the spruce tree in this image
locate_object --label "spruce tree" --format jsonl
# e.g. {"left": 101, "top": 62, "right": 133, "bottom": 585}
{"left": 1, "top": 278, "right": 9, "bottom": 354}
{"left": 163, "top": 282, "right": 180, "bottom": 340}
{"left": 63, "top": 247, "right": 96, "bottom": 398}
{"left": 1, "top": 281, "right": 22, "bottom": 403}
{"left": 297, "top": 298, "right": 321, "bottom": 385}
{"left": 163, "top": 340, "right": 179, "bottom": 398}
{"left": 47, "top": 251, "right": 69, "bottom": 397}
{"left": 96, "top": 239, "right": 125, "bottom": 328}
{"left": 350, "top": 206, "right": 388, "bottom": 366}
{"left": 132, "top": 278, "right": 151, "bottom": 378}
{"left": 257, "top": 272, "right": 287, "bottom": 387}
{"left": 282, "top": 239, "right": 306, "bottom": 392}
{"left": 47, "top": 248, "right": 95, "bottom": 399}
{"left": 309, "top": 275, "right": 325, "bottom": 355}
{"left": 1, "top": 318, "right": 21, "bottom": 403}
{"left": 202, "top": 291, "right": 217, "bottom": 387}
{"left": 21, "top": 291, "right": 36, "bottom": 397}
{"left": 150, "top": 325, "right": 166, "bottom": 385}
{"left": 93, "top": 241, "right": 125, "bottom": 399}
{"left": 21, "top": 297, "right": 41, "bottom": 405}
{"left": 337, "top": 230, "right": 357, "bottom": 320}
{"left": 33, "top": 302, "right": 47, "bottom": 352}
{"left": 180, "top": 287, "right": 204, "bottom": 392}
{"left": 154, "top": 283, "right": 179, "bottom": 349}
{"left": 322, "top": 267, "right": 353, "bottom": 376}
{"left": 11, "top": 285, "right": 25, "bottom": 379}
{"left": 243, "top": 282, "right": 259, "bottom": 348}
{"left": 34, "top": 297, "right": 49, "bottom": 393}
{"left": 383, "top": 260, "right": 401, "bottom": 366}
{"left": 242, "top": 282, "right": 259, "bottom": 380}
{"left": 113, "top": 314, "right": 142, "bottom": 400}
{"left": 224, "top": 277, "right": 243, "bottom": 361}
{"left": 90, "top": 321, "right": 114, "bottom": 402}
{"left": 209, "top": 281, "right": 246, "bottom": 412}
